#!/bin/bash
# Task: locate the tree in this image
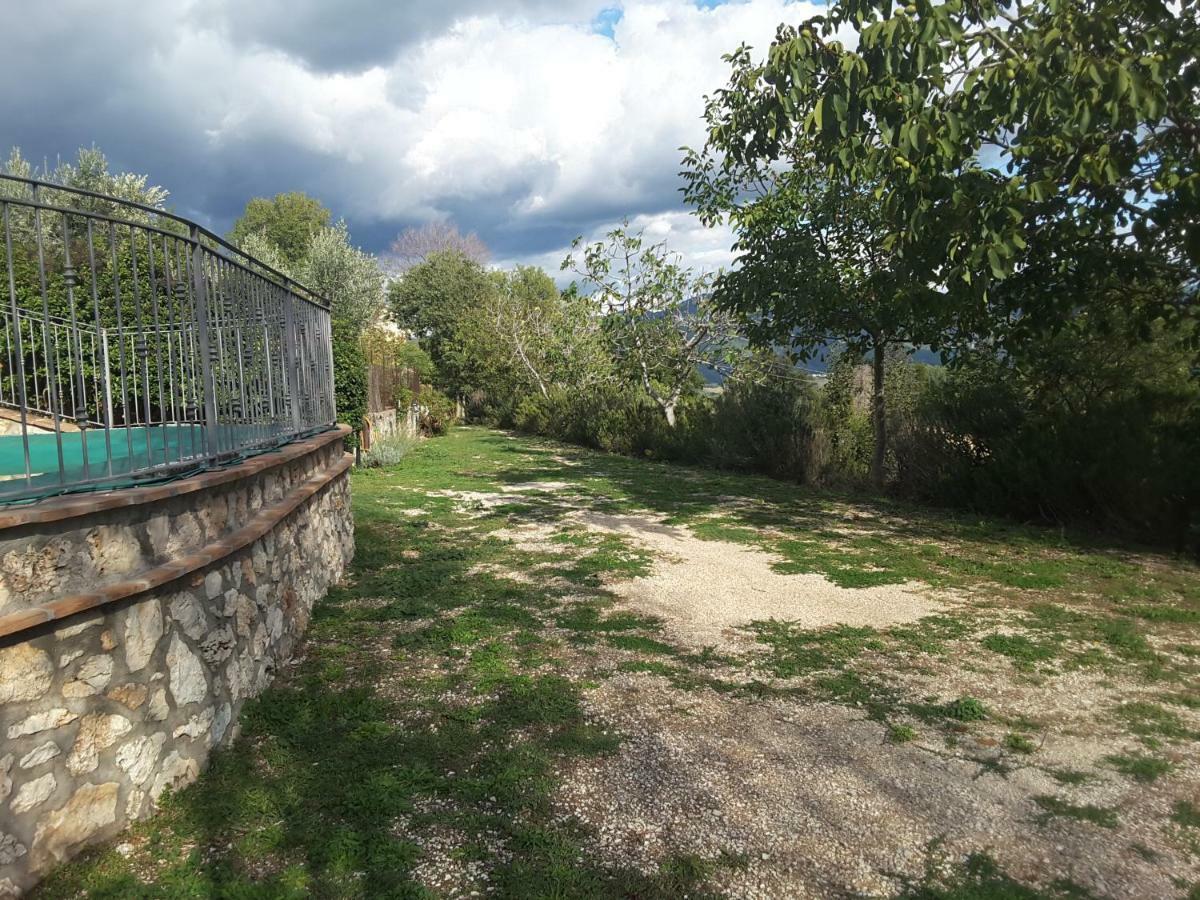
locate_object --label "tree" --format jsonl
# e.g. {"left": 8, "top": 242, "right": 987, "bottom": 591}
{"left": 686, "top": 158, "right": 944, "bottom": 485}
{"left": 229, "top": 192, "right": 331, "bottom": 269}
{"left": 301, "top": 223, "right": 386, "bottom": 333}
{"left": 389, "top": 250, "right": 499, "bottom": 396}
{"left": 479, "top": 266, "right": 562, "bottom": 399}
{"left": 1, "top": 145, "right": 176, "bottom": 325}
{"left": 471, "top": 267, "right": 610, "bottom": 402}
{"left": 229, "top": 198, "right": 384, "bottom": 438}
{"left": 683, "top": 0, "right": 1199, "bottom": 352}
{"left": 387, "top": 222, "right": 490, "bottom": 273}
{"left": 232, "top": 229, "right": 290, "bottom": 274}
{"left": 564, "top": 225, "right": 734, "bottom": 428}
{"left": 3, "top": 146, "right": 170, "bottom": 221}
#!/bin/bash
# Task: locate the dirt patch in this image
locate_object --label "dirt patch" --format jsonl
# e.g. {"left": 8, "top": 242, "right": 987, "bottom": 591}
{"left": 557, "top": 673, "right": 1187, "bottom": 900}
{"left": 466, "top": 561, "right": 538, "bottom": 585}
{"left": 428, "top": 489, "right": 529, "bottom": 514}
{"left": 505, "top": 480, "right": 575, "bottom": 492}
{"left": 430, "top": 483, "right": 584, "bottom": 517}
{"left": 574, "top": 511, "right": 948, "bottom": 651}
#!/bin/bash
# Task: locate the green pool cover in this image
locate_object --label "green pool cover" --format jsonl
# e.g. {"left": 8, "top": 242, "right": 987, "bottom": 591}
{"left": 0, "top": 424, "right": 317, "bottom": 502}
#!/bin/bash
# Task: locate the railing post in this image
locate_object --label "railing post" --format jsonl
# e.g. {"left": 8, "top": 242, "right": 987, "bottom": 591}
{"left": 281, "top": 290, "right": 303, "bottom": 434}
{"left": 100, "top": 327, "right": 114, "bottom": 430}
{"left": 189, "top": 227, "right": 220, "bottom": 456}
{"left": 324, "top": 309, "right": 336, "bottom": 425}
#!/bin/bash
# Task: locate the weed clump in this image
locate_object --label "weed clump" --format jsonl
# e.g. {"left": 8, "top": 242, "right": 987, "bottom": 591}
{"left": 888, "top": 723, "right": 917, "bottom": 744}
{"left": 945, "top": 696, "right": 989, "bottom": 722}
{"left": 1003, "top": 733, "right": 1036, "bottom": 754}
{"left": 1033, "top": 796, "right": 1119, "bottom": 829}
{"left": 1104, "top": 752, "right": 1174, "bottom": 783}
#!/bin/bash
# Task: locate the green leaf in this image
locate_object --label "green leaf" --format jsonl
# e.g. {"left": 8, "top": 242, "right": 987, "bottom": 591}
{"left": 986, "top": 247, "right": 1006, "bottom": 279}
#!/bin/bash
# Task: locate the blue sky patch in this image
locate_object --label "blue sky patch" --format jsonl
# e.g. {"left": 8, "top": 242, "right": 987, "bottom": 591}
{"left": 591, "top": 6, "right": 624, "bottom": 38}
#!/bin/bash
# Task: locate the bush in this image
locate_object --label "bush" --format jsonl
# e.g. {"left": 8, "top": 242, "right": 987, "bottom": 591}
{"left": 892, "top": 320, "right": 1200, "bottom": 551}
{"left": 818, "top": 349, "right": 934, "bottom": 486}
{"left": 332, "top": 318, "right": 368, "bottom": 447}
{"left": 362, "top": 432, "right": 415, "bottom": 468}
{"left": 705, "top": 373, "right": 820, "bottom": 481}
{"left": 512, "top": 383, "right": 703, "bottom": 462}
{"left": 418, "top": 388, "right": 457, "bottom": 436}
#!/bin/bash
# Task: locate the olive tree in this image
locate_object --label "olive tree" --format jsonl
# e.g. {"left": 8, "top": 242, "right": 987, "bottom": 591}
{"left": 301, "top": 222, "right": 387, "bottom": 333}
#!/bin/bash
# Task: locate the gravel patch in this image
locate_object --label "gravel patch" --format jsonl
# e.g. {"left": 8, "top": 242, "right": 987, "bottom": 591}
{"left": 556, "top": 673, "right": 1191, "bottom": 900}
{"left": 573, "top": 511, "right": 948, "bottom": 651}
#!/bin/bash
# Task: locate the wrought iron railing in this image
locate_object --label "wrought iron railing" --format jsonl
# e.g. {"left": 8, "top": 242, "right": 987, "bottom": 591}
{"left": 0, "top": 174, "right": 336, "bottom": 502}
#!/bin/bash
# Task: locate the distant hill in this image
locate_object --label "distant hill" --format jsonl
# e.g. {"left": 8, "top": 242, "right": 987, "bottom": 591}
{"left": 698, "top": 340, "right": 943, "bottom": 385}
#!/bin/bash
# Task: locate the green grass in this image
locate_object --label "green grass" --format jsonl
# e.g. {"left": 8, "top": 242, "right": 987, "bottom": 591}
{"left": 1004, "top": 733, "right": 1037, "bottom": 754}
{"left": 1173, "top": 801, "right": 1200, "bottom": 828}
{"left": 552, "top": 532, "right": 655, "bottom": 585}
{"left": 1115, "top": 701, "right": 1198, "bottom": 742}
{"left": 1103, "top": 752, "right": 1175, "bottom": 783}
{"left": 1046, "top": 768, "right": 1094, "bottom": 786}
{"left": 605, "top": 633, "right": 678, "bottom": 655}
{"left": 900, "top": 850, "right": 1095, "bottom": 899}
{"left": 748, "top": 621, "right": 883, "bottom": 676}
{"left": 1033, "top": 796, "right": 1120, "bottom": 829}
{"left": 982, "top": 633, "right": 1060, "bottom": 670}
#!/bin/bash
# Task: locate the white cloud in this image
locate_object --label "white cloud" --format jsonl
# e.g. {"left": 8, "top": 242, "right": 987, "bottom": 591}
{"left": 496, "top": 210, "right": 739, "bottom": 283}
{"left": 4, "top": 0, "right": 827, "bottom": 270}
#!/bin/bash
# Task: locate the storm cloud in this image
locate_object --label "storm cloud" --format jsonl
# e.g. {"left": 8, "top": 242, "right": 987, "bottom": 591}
{"left": 1, "top": 0, "right": 819, "bottom": 269}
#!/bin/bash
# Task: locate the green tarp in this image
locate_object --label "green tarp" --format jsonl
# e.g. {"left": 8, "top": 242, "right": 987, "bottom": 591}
{"left": 0, "top": 423, "right": 318, "bottom": 502}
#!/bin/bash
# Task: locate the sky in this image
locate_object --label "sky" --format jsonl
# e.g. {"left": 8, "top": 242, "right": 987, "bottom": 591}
{"left": 1, "top": 0, "right": 824, "bottom": 275}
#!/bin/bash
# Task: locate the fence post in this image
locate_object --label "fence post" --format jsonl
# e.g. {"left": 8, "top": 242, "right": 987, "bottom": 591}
{"left": 281, "top": 290, "right": 303, "bottom": 433}
{"left": 100, "top": 328, "right": 114, "bottom": 430}
{"left": 189, "top": 227, "right": 220, "bottom": 456}
{"left": 324, "top": 310, "right": 336, "bottom": 425}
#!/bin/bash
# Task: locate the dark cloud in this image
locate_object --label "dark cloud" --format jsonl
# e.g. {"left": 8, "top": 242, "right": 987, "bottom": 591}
{"left": 205, "top": 0, "right": 600, "bottom": 72}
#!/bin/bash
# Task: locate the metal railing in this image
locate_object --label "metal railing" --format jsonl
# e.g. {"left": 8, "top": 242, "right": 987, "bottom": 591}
{"left": 0, "top": 174, "right": 336, "bottom": 502}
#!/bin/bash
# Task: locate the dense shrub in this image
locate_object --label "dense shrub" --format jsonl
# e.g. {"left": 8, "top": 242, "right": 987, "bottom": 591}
{"left": 704, "top": 373, "right": 820, "bottom": 481}
{"left": 514, "top": 384, "right": 691, "bottom": 459}
{"left": 818, "top": 349, "right": 934, "bottom": 486}
{"left": 892, "top": 324, "right": 1200, "bottom": 552}
{"left": 332, "top": 318, "right": 368, "bottom": 448}
{"left": 418, "top": 388, "right": 458, "bottom": 436}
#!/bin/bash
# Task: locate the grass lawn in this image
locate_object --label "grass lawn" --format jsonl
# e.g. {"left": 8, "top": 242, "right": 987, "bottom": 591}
{"left": 34, "top": 427, "right": 1200, "bottom": 899}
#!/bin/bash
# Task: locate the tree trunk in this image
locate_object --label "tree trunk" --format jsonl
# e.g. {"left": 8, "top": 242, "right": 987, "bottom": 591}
{"left": 870, "top": 340, "right": 887, "bottom": 489}
{"left": 663, "top": 402, "right": 677, "bottom": 428}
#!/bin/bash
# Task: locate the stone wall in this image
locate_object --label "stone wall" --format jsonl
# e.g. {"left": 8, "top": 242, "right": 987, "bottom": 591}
{"left": 363, "top": 406, "right": 417, "bottom": 450}
{"left": 0, "top": 430, "right": 354, "bottom": 896}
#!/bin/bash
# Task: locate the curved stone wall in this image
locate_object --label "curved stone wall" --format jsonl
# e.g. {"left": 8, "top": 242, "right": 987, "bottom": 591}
{"left": 0, "top": 429, "right": 354, "bottom": 897}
